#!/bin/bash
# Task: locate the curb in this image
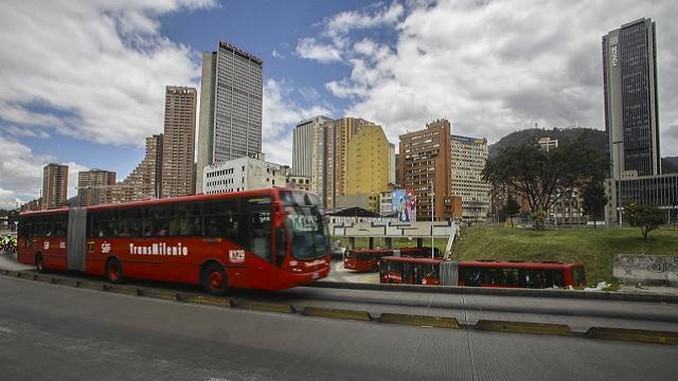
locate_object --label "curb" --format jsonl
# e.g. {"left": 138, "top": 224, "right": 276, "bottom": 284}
{"left": 181, "top": 294, "right": 232, "bottom": 308}
{"left": 235, "top": 300, "right": 295, "bottom": 314}
{"left": 139, "top": 288, "right": 181, "bottom": 302}
{"left": 474, "top": 319, "right": 573, "bottom": 336}
{"left": 586, "top": 327, "right": 678, "bottom": 345}
{"left": 379, "top": 312, "right": 461, "bottom": 329}
{"left": 302, "top": 306, "right": 372, "bottom": 322}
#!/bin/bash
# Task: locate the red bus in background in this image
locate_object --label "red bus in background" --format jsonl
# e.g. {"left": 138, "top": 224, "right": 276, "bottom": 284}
{"left": 17, "top": 188, "right": 331, "bottom": 294}
{"left": 379, "top": 257, "right": 586, "bottom": 289}
{"left": 343, "top": 247, "right": 440, "bottom": 272}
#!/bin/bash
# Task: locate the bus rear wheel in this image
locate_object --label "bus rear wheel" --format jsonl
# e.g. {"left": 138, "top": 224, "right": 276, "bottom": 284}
{"left": 202, "top": 263, "right": 229, "bottom": 296}
{"left": 106, "top": 258, "right": 124, "bottom": 284}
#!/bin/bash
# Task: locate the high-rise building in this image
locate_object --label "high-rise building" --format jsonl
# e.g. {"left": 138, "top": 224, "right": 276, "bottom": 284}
{"left": 42, "top": 163, "right": 68, "bottom": 209}
{"left": 292, "top": 115, "right": 333, "bottom": 195}
{"left": 603, "top": 18, "right": 660, "bottom": 179}
{"left": 323, "top": 117, "right": 374, "bottom": 210}
{"left": 346, "top": 124, "right": 392, "bottom": 198}
{"left": 110, "top": 135, "right": 163, "bottom": 203}
{"left": 196, "top": 41, "right": 263, "bottom": 193}
{"left": 399, "top": 119, "right": 454, "bottom": 221}
{"left": 161, "top": 86, "right": 197, "bottom": 198}
{"left": 450, "top": 135, "right": 490, "bottom": 221}
{"left": 77, "top": 169, "right": 116, "bottom": 206}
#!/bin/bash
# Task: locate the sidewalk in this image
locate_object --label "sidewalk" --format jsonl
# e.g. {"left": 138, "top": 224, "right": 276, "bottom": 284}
{"left": 0, "top": 251, "right": 34, "bottom": 271}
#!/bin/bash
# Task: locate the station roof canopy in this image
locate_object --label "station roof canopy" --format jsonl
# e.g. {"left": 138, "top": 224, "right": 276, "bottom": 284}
{"left": 326, "top": 207, "right": 380, "bottom": 218}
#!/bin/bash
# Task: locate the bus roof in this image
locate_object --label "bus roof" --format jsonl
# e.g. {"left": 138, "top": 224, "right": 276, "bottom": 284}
{"left": 381, "top": 256, "right": 441, "bottom": 265}
{"left": 19, "top": 187, "right": 315, "bottom": 216}
{"left": 380, "top": 257, "right": 583, "bottom": 269}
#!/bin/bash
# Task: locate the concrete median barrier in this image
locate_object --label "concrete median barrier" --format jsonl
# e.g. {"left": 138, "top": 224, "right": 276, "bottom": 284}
{"left": 379, "top": 313, "right": 461, "bottom": 329}
{"left": 139, "top": 288, "right": 181, "bottom": 302}
{"left": 104, "top": 284, "right": 141, "bottom": 296}
{"left": 77, "top": 280, "right": 105, "bottom": 290}
{"left": 181, "top": 294, "right": 232, "bottom": 308}
{"left": 302, "top": 306, "right": 372, "bottom": 322}
{"left": 235, "top": 300, "right": 295, "bottom": 314}
{"left": 586, "top": 327, "right": 678, "bottom": 345}
{"left": 475, "top": 320, "right": 573, "bottom": 336}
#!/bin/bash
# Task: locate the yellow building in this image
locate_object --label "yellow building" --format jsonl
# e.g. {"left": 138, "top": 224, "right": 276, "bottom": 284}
{"left": 346, "top": 124, "right": 392, "bottom": 211}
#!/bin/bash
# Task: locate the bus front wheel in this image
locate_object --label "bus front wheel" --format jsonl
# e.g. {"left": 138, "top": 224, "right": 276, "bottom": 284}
{"left": 106, "top": 257, "right": 124, "bottom": 284}
{"left": 202, "top": 262, "right": 229, "bottom": 296}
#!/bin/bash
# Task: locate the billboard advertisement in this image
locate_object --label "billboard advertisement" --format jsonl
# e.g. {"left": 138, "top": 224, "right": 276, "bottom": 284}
{"left": 392, "top": 188, "right": 416, "bottom": 221}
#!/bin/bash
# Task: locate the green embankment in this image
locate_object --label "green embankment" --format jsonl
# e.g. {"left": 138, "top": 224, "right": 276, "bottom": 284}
{"left": 450, "top": 226, "right": 678, "bottom": 285}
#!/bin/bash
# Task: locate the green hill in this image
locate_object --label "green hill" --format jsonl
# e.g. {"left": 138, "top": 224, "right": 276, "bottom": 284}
{"left": 450, "top": 225, "right": 678, "bottom": 286}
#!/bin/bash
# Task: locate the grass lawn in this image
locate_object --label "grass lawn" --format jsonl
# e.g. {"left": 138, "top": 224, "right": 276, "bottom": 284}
{"left": 450, "top": 225, "right": 678, "bottom": 285}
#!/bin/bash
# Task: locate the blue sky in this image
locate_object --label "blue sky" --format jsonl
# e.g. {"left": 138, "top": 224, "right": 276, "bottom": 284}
{"left": 1, "top": 0, "right": 678, "bottom": 209}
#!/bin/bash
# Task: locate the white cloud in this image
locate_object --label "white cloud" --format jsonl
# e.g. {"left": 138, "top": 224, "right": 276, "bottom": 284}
{"left": 0, "top": 0, "right": 217, "bottom": 205}
{"left": 296, "top": 37, "right": 343, "bottom": 63}
{"left": 0, "top": 0, "right": 214, "bottom": 146}
{"left": 262, "top": 79, "right": 332, "bottom": 166}
{"left": 297, "top": 0, "right": 678, "bottom": 157}
{"left": 272, "top": 49, "right": 284, "bottom": 59}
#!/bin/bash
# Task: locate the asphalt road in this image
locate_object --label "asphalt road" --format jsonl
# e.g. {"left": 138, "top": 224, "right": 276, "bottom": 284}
{"left": 1, "top": 276, "right": 677, "bottom": 381}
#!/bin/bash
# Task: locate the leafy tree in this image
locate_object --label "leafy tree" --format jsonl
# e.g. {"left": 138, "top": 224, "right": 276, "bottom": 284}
{"left": 503, "top": 195, "right": 521, "bottom": 227}
{"left": 482, "top": 134, "right": 608, "bottom": 230}
{"left": 624, "top": 203, "right": 665, "bottom": 240}
{"left": 581, "top": 180, "right": 608, "bottom": 228}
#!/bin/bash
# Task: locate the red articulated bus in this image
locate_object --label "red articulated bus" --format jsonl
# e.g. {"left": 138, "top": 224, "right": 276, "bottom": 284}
{"left": 17, "top": 188, "right": 331, "bottom": 294}
{"left": 343, "top": 246, "right": 440, "bottom": 272}
{"left": 379, "top": 257, "right": 586, "bottom": 289}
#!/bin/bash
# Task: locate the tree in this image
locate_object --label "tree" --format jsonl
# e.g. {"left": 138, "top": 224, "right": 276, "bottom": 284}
{"left": 482, "top": 134, "right": 608, "bottom": 230}
{"left": 624, "top": 203, "right": 665, "bottom": 240}
{"left": 581, "top": 180, "right": 608, "bottom": 228}
{"left": 503, "top": 195, "right": 521, "bottom": 227}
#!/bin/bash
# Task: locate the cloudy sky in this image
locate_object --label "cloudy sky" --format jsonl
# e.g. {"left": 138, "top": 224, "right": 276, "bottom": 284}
{"left": 1, "top": 0, "right": 677, "bottom": 209}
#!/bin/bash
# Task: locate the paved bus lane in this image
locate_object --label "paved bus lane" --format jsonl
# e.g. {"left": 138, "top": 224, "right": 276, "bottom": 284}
{"left": 1, "top": 275, "right": 677, "bottom": 381}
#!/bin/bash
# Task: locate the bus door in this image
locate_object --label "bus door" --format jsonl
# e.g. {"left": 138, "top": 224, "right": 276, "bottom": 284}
{"left": 246, "top": 199, "right": 273, "bottom": 264}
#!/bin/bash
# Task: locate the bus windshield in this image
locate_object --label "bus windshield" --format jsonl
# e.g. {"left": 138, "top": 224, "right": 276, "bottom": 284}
{"left": 280, "top": 191, "right": 329, "bottom": 260}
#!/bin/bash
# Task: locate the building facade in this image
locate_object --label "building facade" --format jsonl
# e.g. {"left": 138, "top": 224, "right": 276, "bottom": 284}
{"left": 110, "top": 135, "right": 163, "bottom": 203}
{"left": 77, "top": 169, "right": 116, "bottom": 206}
{"left": 323, "top": 117, "right": 374, "bottom": 210}
{"left": 450, "top": 135, "right": 491, "bottom": 221}
{"left": 292, "top": 115, "right": 333, "bottom": 195}
{"left": 203, "top": 155, "right": 290, "bottom": 194}
{"left": 42, "top": 163, "right": 69, "bottom": 209}
{"left": 399, "top": 119, "right": 453, "bottom": 221}
{"left": 346, "top": 124, "right": 392, "bottom": 197}
{"left": 196, "top": 41, "right": 263, "bottom": 193}
{"left": 603, "top": 18, "right": 660, "bottom": 179}
{"left": 161, "top": 86, "right": 197, "bottom": 198}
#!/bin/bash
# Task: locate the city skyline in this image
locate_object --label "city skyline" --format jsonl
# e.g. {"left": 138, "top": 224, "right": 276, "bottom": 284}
{"left": 2, "top": 1, "right": 678, "bottom": 209}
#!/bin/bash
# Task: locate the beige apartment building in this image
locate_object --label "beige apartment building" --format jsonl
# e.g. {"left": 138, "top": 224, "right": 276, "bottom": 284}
{"left": 399, "top": 119, "right": 456, "bottom": 221}
{"left": 161, "top": 86, "right": 197, "bottom": 198}
{"left": 77, "top": 169, "right": 116, "bottom": 206}
{"left": 42, "top": 163, "right": 69, "bottom": 209}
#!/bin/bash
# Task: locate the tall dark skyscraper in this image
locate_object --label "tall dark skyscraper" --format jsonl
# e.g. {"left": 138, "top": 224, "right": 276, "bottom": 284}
{"left": 196, "top": 41, "right": 263, "bottom": 193}
{"left": 603, "top": 18, "right": 660, "bottom": 179}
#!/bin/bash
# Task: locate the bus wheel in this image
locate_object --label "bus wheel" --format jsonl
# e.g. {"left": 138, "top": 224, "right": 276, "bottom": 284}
{"left": 106, "top": 258, "right": 124, "bottom": 284}
{"left": 202, "top": 262, "right": 229, "bottom": 296}
{"left": 35, "top": 253, "right": 45, "bottom": 273}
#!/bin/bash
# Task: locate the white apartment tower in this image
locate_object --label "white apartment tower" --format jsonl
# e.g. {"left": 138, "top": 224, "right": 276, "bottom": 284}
{"left": 196, "top": 41, "right": 263, "bottom": 193}
{"left": 292, "top": 115, "right": 333, "bottom": 195}
{"left": 450, "top": 135, "right": 491, "bottom": 221}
